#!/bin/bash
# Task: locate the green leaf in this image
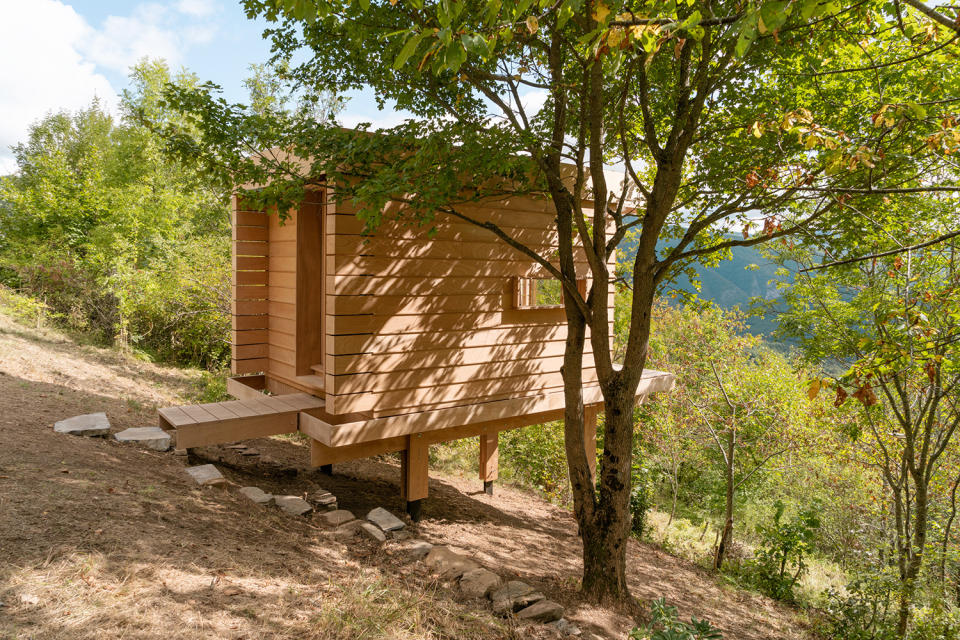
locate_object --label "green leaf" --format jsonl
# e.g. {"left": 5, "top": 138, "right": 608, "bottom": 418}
{"left": 393, "top": 31, "right": 426, "bottom": 70}
{"left": 462, "top": 33, "right": 490, "bottom": 59}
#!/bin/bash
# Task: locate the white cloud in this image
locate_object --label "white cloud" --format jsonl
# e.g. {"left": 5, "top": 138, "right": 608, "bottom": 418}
{"left": 0, "top": 1, "right": 220, "bottom": 174}
{"left": 0, "top": 0, "right": 117, "bottom": 172}
{"left": 519, "top": 89, "right": 549, "bottom": 116}
{"left": 176, "top": 0, "right": 217, "bottom": 17}
{"left": 80, "top": 3, "right": 217, "bottom": 73}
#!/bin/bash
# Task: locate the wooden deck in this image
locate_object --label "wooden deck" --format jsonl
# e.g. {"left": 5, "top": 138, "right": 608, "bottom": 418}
{"left": 158, "top": 392, "right": 323, "bottom": 449}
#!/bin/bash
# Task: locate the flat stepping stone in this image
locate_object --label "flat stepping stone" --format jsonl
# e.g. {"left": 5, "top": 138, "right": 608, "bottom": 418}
{"left": 238, "top": 486, "right": 273, "bottom": 505}
{"left": 366, "top": 507, "right": 405, "bottom": 532}
{"left": 54, "top": 412, "right": 110, "bottom": 437}
{"left": 331, "top": 520, "right": 364, "bottom": 540}
{"left": 517, "top": 599, "right": 564, "bottom": 623}
{"left": 275, "top": 496, "right": 312, "bottom": 516}
{"left": 404, "top": 540, "right": 433, "bottom": 559}
{"left": 319, "top": 509, "right": 355, "bottom": 528}
{"left": 459, "top": 568, "right": 501, "bottom": 598}
{"left": 550, "top": 618, "right": 581, "bottom": 636}
{"left": 310, "top": 490, "right": 337, "bottom": 506}
{"left": 113, "top": 427, "right": 171, "bottom": 451}
{"left": 424, "top": 545, "right": 480, "bottom": 579}
{"left": 360, "top": 522, "right": 386, "bottom": 542}
{"left": 186, "top": 464, "right": 226, "bottom": 486}
{"left": 491, "top": 580, "right": 544, "bottom": 615}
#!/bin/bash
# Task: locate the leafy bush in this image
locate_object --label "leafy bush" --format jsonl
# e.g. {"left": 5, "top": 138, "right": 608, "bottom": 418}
{"left": 817, "top": 571, "right": 899, "bottom": 640}
{"left": 743, "top": 500, "right": 820, "bottom": 602}
{"left": 909, "top": 603, "right": 960, "bottom": 640}
{"left": 630, "top": 457, "right": 652, "bottom": 538}
{"left": 629, "top": 598, "right": 723, "bottom": 639}
{"left": 499, "top": 420, "right": 571, "bottom": 503}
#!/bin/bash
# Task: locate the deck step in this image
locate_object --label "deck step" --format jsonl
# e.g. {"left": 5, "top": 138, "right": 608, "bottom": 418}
{"left": 159, "top": 393, "right": 323, "bottom": 448}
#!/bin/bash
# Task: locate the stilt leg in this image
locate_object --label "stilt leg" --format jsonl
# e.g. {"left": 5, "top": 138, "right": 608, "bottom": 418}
{"left": 585, "top": 406, "right": 598, "bottom": 486}
{"left": 479, "top": 431, "right": 499, "bottom": 495}
{"left": 406, "top": 498, "right": 423, "bottom": 521}
{"left": 401, "top": 433, "right": 429, "bottom": 521}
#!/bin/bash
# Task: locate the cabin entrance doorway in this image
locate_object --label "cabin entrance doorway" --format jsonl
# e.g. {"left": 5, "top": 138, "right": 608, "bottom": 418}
{"left": 295, "top": 193, "right": 325, "bottom": 378}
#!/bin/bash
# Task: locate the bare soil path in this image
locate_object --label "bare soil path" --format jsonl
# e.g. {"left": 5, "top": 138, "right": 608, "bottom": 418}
{"left": 0, "top": 314, "right": 809, "bottom": 639}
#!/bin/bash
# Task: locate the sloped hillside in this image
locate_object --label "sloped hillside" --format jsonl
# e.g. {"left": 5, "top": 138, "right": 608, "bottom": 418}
{"left": 0, "top": 313, "right": 808, "bottom": 639}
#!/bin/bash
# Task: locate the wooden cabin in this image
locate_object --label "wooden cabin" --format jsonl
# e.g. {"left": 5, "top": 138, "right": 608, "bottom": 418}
{"left": 159, "top": 180, "right": 673, "bottom": 518}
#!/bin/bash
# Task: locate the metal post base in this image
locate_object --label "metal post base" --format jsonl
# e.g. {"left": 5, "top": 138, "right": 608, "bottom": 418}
{"left": 483, "top": 480, "right": 494, "bottom": 495}
{"left": 406, "top": 498, "right": 423, "bottom": 522}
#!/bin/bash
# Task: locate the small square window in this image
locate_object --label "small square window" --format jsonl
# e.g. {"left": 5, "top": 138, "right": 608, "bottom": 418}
{"left": 513, "top": 276, "right": 570, "bottom": 309}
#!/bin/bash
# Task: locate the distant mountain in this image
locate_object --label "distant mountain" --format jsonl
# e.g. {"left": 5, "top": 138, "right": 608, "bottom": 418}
{"left": 620, "top": 236, "right": 789, "bottom": 338}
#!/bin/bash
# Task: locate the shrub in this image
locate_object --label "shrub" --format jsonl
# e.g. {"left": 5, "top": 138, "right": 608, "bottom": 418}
{"left": 629, "top": 598, "right": 723, "bottom": 639}
{"left": 630, "top": 458, "right": 652, "bottom": 538}
{"left": 743, "top": 500, "right": 820, "bottom": 602}
{"left": 817, "top": 571, "right": 899, "bottom": 640}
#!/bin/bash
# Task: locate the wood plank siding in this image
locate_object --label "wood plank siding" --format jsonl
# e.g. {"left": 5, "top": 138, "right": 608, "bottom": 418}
{"left": 322, "top": 193, "right": 615, "bottom": 417}
{"left": 231, "top": 197, "right": 269, "bottom": 375}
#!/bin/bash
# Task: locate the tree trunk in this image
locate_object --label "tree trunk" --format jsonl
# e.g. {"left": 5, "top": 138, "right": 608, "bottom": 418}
{"left": 714, "top": 430, "right": 735, "bottom": 570}
{"left": 896, "top": 478, "right": 929, "bottom": 638}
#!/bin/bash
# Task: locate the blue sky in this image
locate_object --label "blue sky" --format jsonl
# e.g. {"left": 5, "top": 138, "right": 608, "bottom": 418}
{"left": 0, "top": 0, "right": 409, "bottom": 173}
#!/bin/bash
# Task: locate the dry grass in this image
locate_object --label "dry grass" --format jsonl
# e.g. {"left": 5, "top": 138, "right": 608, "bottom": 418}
{"left": 0, "top": 311, "right": 811, "bottom": 639}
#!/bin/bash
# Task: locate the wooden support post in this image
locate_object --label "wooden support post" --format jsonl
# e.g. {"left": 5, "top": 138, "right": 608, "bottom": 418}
{"left": 400, "top": 433, "right": 429, "bottom": 520}
{"left": 479, "top": 431, "right": 499, "bottom": 495}
{"left": 585, "top": 406, "right": 599, "bottom": 485}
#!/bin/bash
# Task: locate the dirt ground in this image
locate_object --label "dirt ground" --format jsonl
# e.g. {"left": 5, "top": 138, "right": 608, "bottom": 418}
{"left": 0, "top": 314, "right": 810, "bottom": 639}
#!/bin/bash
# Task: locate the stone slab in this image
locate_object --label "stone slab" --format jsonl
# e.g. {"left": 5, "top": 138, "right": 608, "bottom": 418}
{"left": 517, "top": 600, "right": 564, "bottom": 623}
{"left": 366, "top": 507, "right": 405, "bottom": 532}
{"left": 54, "top": 412, "right": 110, "bottom": 437}
{"left": 491, "top": 580, "right": 544, "bottom": 615}
{"left": 360, "top": 522, "right": 387, "bottom": 542}
{"left": 238, "top": 486, "right": 273, "bottom": 505}
{"left": 275, "top": 496, "right": 313, "bottom": 516}
{"left": 424, "top": 545, "right": 480, "bottom": 579}
{"left": 404, "top": 540, "right": 433, "bottom": 559}
{"left": 319, "top": 509, "right": 355, "bottom": 528}
{"left": 186, "top": 464, "right": 226, "bottom": 486}
{"left": 459, "top": 568, "right": 501, "bottom": 599}
{"left": 550, "top": 618, "right": 582, "bottom": 636}
{"left": 113, "top": 427, "right": 171, "bottom": 451}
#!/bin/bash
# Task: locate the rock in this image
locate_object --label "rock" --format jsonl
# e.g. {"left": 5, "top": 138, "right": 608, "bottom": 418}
{"left": 275, "top": 496, "right": 313, "bottom": 516}
{"left": 239, "top": 449, "right": 259, "bottom": 456}
{"left": 360, "top": 522, "right": 387, "bottom": 542}
{"left": 517, "top": 599, "right": 564, "bottom": 623}
{"left": 311, "top": 490, "right": 337, "bottom": 505}
{"left": 113, "top": 427, "right": 171, "bottom": 451}
{"left": 550, "top": 618, "right": 581, "bottom": 636}
{"left": 491, "top": 580, "right": 544, "bottom": 615}
{"left": 238, "top": 486, "right": 273, "bottom": 505}
{"left": 186, "top": 464, "right": 226, "bottom": 486}
{"left": 424, "top": 545, "right": 480, "bottom": 579}
{"left": 366, "top": 507, "right": 405, "bottom": 532}
{"left": 329, "top": 520, "right": 364, "bottom": 541}
{"left": 173, "top": 448, "right": 188, "bottom": 457}
{"left": 392, "top": 530, "right": 412, "bottom": 541}
{"left": 54, "top": 412, "right": 110, "bottom": 437}
{"left": 459, "top": 568, "right": 501, "bottom": 599}
{"left": 403, "top": 540, "right": 433, "bottom": 559}
{"left": 19, "top": 594, "right": 39, "bottom": 606}
{"left": 319, "top": 509, "right": 355, "bottom": 528}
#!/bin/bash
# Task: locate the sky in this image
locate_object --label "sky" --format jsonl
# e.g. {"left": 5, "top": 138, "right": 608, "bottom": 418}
{"left": 0, "top": 0, "right": 412, "bottom": 174}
